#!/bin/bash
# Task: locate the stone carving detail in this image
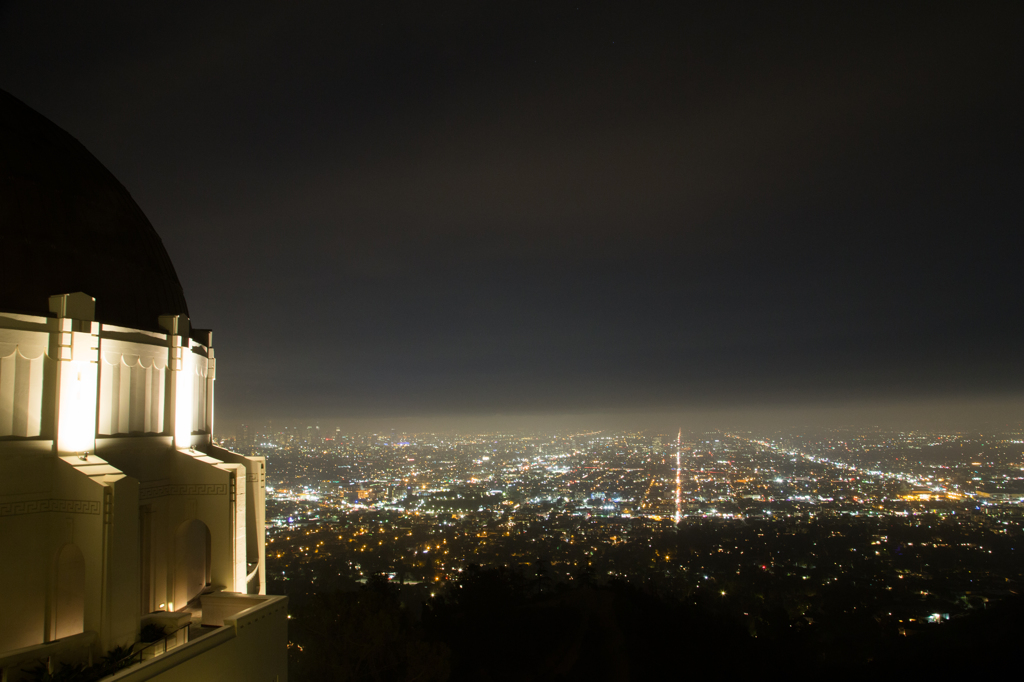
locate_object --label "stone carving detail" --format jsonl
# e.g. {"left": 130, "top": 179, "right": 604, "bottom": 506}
{"left": 0, "top": 498, "right": 101, "bottom": 517}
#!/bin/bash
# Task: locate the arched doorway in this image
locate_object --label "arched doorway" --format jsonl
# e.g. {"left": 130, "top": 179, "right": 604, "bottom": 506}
{"left": 173, "top": 519, "right": 211, "bottom": 609}
{"left": 53, "top": 544, "right": 84, "bottom": 639}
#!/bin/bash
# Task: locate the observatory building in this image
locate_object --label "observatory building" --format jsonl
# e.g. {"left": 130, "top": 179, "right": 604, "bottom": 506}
{"left": 0, "top": 90, "right": 286, "bottom": 681}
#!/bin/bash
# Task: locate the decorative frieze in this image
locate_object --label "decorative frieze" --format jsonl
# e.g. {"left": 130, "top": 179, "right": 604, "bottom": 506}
{"left": 0, "top": 498, "right": 101, "bottom": 517}
{"left": 139, "top": 483, "right": 228, "bottom": 500}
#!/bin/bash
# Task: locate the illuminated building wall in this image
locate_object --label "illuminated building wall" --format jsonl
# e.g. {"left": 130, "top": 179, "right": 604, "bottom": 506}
{"left": 0, "top": 89, "right": 283, "bottom": 681}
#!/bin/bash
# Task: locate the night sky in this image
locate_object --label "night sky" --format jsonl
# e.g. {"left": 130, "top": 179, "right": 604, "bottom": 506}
{"left": 2, "top": 2, "right": 1021, "bottom": 431}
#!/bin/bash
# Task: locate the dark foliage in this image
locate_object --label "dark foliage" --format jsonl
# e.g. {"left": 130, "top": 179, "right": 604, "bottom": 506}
{"left": 288, "top": 574, "right": 450, "bottom": 682}
{"left": 138, "top": 623, "right": 168, "bottom": 643}
{"left": 288, "top": 565, "right": 1024, "bottom": 682}
{"left": 25, "top": 642, "right": 139, "bottom": 682}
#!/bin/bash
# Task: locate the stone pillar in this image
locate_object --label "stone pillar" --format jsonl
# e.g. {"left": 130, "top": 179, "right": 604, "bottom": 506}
{"left": 49, "top": 293, "right": 98, "bottom": 456}
{"left": 207, "top": 346, "right": 216, "bottom": 440}
{"left": 159, "top": 314, "right": 192, "bottom": 449}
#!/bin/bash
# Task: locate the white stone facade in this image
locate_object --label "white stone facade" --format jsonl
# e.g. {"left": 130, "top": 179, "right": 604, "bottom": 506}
{"left": 0, "top": 294, "right": 283, "bottom": 682}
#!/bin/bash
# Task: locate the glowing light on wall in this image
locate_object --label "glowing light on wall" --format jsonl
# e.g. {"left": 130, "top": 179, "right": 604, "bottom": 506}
{"left": 58, "top": 360, "right": 98, "bottom": 453}
{"left": 56, "top": 325, "right": 99, "bottom": 454}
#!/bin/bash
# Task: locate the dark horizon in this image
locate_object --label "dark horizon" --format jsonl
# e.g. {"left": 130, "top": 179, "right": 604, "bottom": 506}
{"left": 2, "top": 2, "right": 1021, "bottom": 433}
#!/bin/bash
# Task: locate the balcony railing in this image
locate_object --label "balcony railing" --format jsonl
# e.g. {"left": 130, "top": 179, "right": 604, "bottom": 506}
{"left": 126, "top": 623, "right": 190, "bottom": 666}
{"left": 103, "top": 593, "right": 287, "bottom": 682}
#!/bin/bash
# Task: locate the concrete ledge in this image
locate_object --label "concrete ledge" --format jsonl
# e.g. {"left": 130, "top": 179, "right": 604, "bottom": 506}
{"left": 103, "top": 627, "right": 234, "bottom": 682}
{"left": 141, "top": 612, "right": 191, "bottom": 633}
{"left": 202, "top": 594, "right": 269, "bottom": 627}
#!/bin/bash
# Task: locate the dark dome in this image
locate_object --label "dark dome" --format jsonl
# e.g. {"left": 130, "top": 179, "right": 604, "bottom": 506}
{"left": 0, "top": 89, "right": 188, "bottom": 331}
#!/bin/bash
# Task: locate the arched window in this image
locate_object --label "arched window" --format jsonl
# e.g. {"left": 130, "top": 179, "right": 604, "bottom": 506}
{"left": 173, "top": 519, "right": 211, "bottom": 608}
{"left": 53, "top": 544, "right": 85, "bottom": 639}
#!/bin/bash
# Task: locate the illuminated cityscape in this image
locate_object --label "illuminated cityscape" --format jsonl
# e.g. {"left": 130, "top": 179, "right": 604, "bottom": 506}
{"left": 223, "top": 423, "right": 1024, "bottom": 675}
{"left": 3, "top": 2, "right": 1020, "bottom": 680}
